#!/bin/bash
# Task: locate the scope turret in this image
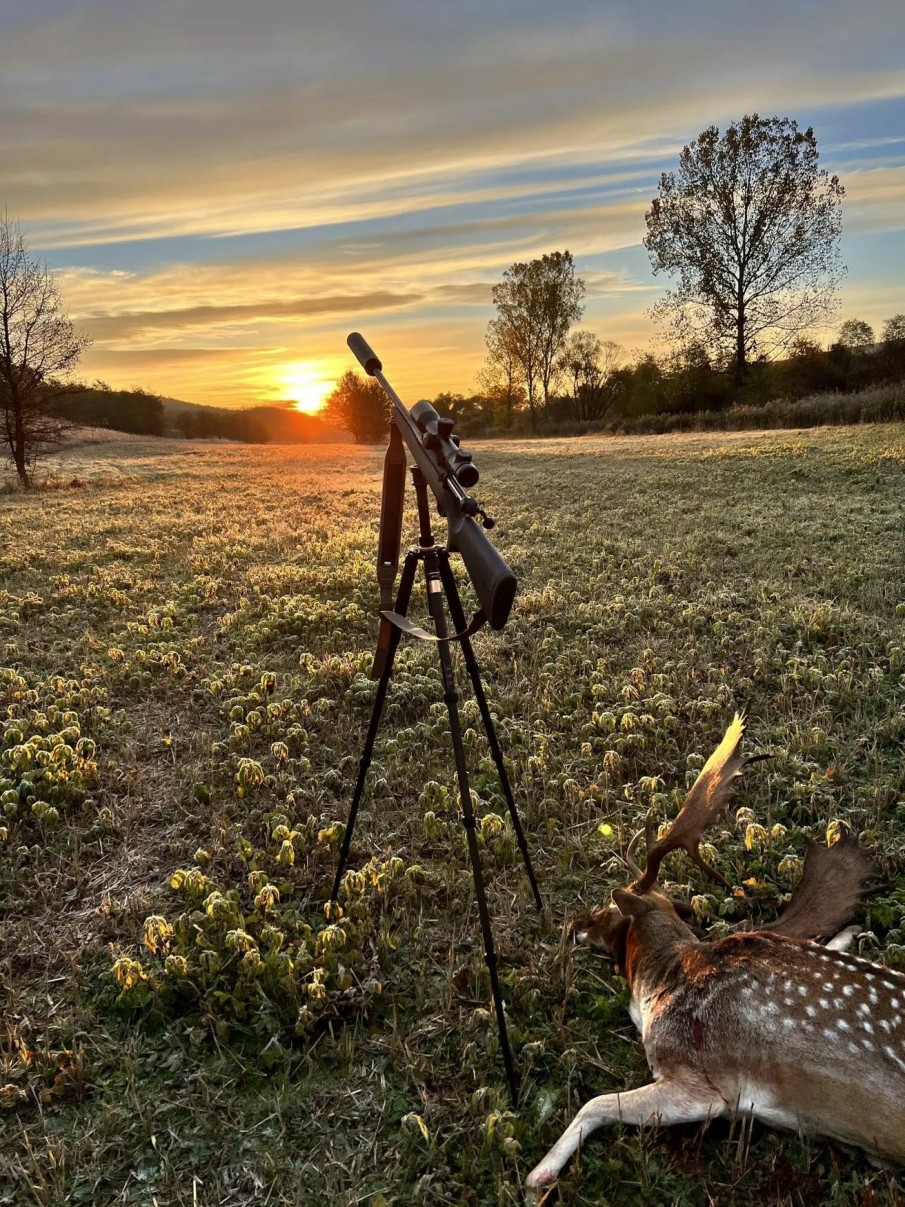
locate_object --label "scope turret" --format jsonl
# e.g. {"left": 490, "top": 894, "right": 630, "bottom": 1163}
{"left": 410, "top": 400, "right": 479, "bottom": 489}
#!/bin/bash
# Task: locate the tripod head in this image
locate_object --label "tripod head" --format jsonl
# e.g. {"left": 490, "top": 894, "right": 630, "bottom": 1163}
{"left": 347, "top": 331, "right": 516, "bottom": 649}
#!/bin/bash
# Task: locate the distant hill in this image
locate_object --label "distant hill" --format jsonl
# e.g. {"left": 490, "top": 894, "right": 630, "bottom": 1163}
{"left": 160, "top": 396, "right": 350, "bottom": 443}
{"left": 157, "top": 395, "right": 213, "bottom": 415}
{"left": 49, "top": 385, "right": 350, "bottom": 444}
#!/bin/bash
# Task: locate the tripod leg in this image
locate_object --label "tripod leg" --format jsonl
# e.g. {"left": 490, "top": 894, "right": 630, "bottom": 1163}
{"left": 422, "top": 548, "right": 519, "bottom": 1107}
{"left": 330, "top": 550, "right": 418, "bottom": 904}
{"left": 438, "top": 552, "right": 543, "bottom": 912}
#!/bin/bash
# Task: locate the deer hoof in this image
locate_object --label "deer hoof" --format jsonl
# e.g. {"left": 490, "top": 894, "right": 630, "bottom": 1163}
{"left": 524, "top": 1165, "right": 558, "bottom": 1199}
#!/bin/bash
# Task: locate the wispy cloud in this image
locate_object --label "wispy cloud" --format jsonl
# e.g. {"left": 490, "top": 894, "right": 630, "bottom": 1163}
{"left": 841, "top": 165, "right": 905, "bottom": 233}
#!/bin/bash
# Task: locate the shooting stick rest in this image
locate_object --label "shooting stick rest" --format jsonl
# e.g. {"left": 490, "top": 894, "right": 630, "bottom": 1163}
{"left": 330, "top": 465, "right": 542, "bottom": 1107}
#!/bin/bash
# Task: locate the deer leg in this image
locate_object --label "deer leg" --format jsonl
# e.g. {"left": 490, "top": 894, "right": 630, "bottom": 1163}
{"left": 525, "top": 1078, "right": 725, "bottom": 1196}
{"left": 825, "top": 924, "right": 859, "bottom": 952}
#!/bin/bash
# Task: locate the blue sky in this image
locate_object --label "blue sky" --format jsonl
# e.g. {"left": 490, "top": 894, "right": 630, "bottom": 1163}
{"left": 1, "top": 0, "right": 903, "bottom": 408}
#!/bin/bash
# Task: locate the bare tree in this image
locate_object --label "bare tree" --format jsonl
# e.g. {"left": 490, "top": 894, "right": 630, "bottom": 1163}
{"left": 489, "top": 251, "right": 585, "bottom": 430}
{"left": 644, "top": 115, "right": 845, "bottom": 398}
{"left": 0, "top": 215, "right": 89, "bottom": 488}
{"left": 557, "top": 331, "right": 624, "bottom": 422}
{"left": 478, "top": 318, "right": 525, "bottom": 429}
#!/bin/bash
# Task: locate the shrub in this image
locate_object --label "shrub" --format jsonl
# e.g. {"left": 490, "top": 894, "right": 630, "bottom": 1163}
{"left": 604, "top": 382, "right": 905, "bottom": 436}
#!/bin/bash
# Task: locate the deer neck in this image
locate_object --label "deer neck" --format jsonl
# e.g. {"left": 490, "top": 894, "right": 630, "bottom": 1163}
{"left": 624, "top": 908, "right": 698, "bottom": 1017}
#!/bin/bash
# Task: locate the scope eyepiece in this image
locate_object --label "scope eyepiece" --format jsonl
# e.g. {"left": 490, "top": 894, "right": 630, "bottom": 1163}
{"left": 450, "top": 451, "right": 479, "bottom": 489}
{"left": 454, "top": 465, "right": 479, "bottom": 489}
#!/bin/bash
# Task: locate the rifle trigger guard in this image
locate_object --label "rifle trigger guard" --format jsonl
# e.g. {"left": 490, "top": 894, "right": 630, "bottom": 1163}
{"left": 380, "top": 609, "right": 487, "bottom": 643}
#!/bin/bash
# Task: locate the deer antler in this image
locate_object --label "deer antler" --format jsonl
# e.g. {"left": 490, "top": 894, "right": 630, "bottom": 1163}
{"left": 632, "top": 713, "right": 764, "bottom": 894}
{"left": 769, "top": 833, "right": 873, "bottom": 939}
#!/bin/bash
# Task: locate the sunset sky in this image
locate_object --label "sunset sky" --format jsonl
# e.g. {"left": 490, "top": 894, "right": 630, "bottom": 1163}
{"left": 2, "top": 0, "right": 903, "bottom": 411}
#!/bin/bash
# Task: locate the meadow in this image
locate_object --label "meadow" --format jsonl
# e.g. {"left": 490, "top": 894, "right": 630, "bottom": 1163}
{"left": 1, "top": 425, "right": 904, "bottom": 1207}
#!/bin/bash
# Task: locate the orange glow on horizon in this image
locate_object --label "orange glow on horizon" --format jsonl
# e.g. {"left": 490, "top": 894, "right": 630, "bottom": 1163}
{"left": 277, "top": 361, "right": 333, "bottom": 414}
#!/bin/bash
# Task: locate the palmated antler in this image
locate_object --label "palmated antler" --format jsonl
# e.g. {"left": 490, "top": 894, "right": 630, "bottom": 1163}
{"left": 631, "top": 713, "right": 765, "bottom": 894}
{"left": 769, "top": 833, "right": 873, "bottom": 939}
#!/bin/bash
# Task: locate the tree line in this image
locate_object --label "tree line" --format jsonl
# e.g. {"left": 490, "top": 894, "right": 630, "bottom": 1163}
{"left": 168, "top": 403, "right": 331, "bottom": 444}
{"left": 409, "top": 314, "right": 905, "bottom": 439}
{"left": 52, "top": 382, "right": 167, "bottom": 436}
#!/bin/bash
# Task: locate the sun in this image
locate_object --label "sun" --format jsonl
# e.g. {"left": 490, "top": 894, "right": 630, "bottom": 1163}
{"left": 277, "top": 361, "right": 332, "bottom": 414}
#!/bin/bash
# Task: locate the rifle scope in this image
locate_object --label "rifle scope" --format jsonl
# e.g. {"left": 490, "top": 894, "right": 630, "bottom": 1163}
{"left": 410, "top": 401, "right": 479, "bottom": 489}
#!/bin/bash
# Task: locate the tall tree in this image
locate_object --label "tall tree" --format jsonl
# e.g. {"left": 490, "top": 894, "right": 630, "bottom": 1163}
{"left": 0, "top": 215, "right": 89, "bottom": 487}
{"left": 644, "top": 115, "right": 845, "bottom": 397}
{"left": 489, "top": 251, "right": 585, "bottom": 430}
{"left": 883, "top": 314, "right": 905, "bottom": 345}
{"left": 880, "top": 313, "right": 905, "bottom": 379}
{"left": 323, "top": 369, "right": 391, "bottom": 444}
{"left": 478, "top": 317, "right": 525, "bottom": 428}
{"left": 557, "top": 331, "right": 624, "bottom": 422}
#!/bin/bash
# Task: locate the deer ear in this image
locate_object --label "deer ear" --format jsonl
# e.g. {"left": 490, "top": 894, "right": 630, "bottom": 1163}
{"left": 612, "top": 888, "right": 657, "bottom": 919}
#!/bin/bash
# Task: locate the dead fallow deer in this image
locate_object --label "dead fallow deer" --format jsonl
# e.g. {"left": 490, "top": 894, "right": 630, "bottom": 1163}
{"left": 526, "top": 714, "right": 904, "bottom": 1196}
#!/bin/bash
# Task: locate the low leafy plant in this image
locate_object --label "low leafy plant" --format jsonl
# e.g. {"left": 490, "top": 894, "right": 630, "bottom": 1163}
{"left": 112, "top": 851, "right": 425, "bottom": 1042}
{"left": 2, "top": 433, "right": 904, "bottom": 1206}
{"left": 0, "top": 669, "right": 102, "bottom": 851}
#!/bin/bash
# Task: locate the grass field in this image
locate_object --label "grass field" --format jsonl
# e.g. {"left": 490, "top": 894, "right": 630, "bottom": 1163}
{"left": 1, "top": 426, "right": 904, "bottom": 1206}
